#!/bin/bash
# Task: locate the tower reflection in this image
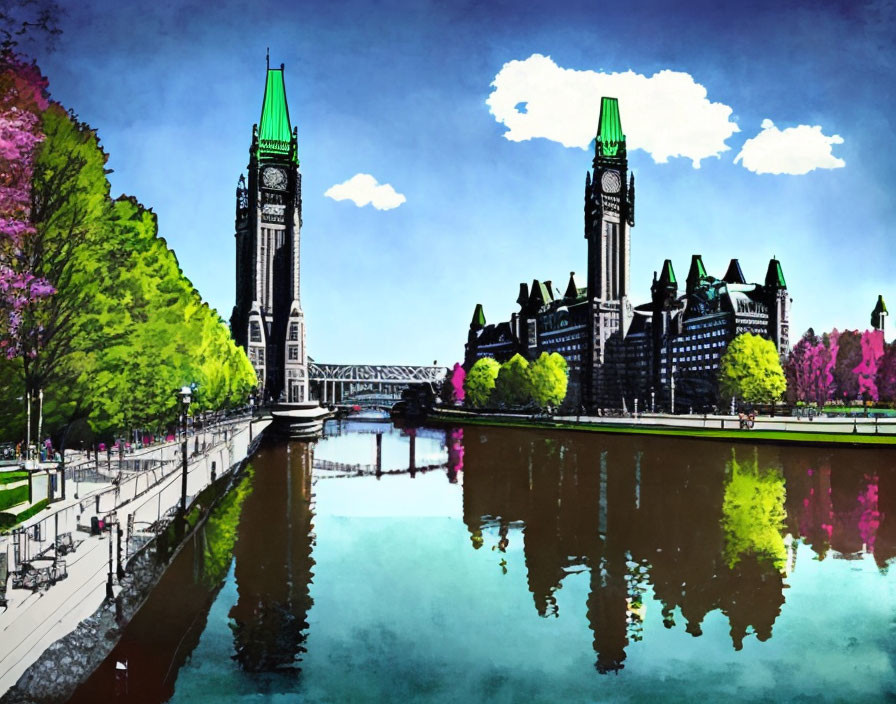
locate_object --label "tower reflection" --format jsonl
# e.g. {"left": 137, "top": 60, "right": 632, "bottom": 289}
{"left": 229, "top": 439, "right": 315, "bottom": 673}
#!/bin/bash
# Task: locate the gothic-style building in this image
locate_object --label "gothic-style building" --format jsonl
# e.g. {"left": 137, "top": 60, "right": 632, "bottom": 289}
{"left": 464, "top": 97, "right": 792, "bottom": 411}
{"left": 231, "top": 60, "right": 308, "bottom": 404}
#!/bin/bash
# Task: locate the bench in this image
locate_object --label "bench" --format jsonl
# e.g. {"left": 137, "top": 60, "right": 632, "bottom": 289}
{"left": 11, "top": 559, "right": 67, "bottom": 593}
{"left": 55, "top": 532, "right": 80, "bottom": 556}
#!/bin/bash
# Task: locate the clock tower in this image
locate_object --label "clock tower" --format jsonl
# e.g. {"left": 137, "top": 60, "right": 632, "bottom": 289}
{"left": 584, "top": 97, "right": 635, "bottom": 408}
{"left": 231, "top": 59, "right": 308, "bottom": 403}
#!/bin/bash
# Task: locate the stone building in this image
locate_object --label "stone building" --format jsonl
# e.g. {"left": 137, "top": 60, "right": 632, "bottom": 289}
{"left": 464, "top": 96, "right": 791, "bottom": 411}
{"left": 231, "top": 59, "right": 308, "bottom": 404}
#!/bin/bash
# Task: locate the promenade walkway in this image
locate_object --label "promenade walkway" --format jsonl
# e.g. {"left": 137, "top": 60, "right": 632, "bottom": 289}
{"left": 0, "top": 415, "right": 268, "bottom": 695}
{"left": 433, "top": 407, "right": 896, "bottom": 445}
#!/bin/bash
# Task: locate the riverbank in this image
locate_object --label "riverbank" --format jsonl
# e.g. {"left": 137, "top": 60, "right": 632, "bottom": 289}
{"left": 0, "top": 416, "right": 270, "bottom": 701}
{"left": 429, "top": 408, "right": 896, "bottom": 446}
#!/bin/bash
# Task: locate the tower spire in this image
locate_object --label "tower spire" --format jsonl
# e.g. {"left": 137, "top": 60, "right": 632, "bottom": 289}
{"left": 258, "top": 62, "right": 296, "bottom": 162}
{"left": 595, "top": 97, "right": 626, "bottom": 160}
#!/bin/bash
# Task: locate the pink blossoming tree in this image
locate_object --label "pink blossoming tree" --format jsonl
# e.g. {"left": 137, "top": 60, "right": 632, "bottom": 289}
{"left": 0, "top": 51, "right": 53, "bottom": 358}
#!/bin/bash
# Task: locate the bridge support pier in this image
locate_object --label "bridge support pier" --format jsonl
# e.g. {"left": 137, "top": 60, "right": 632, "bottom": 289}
{"left": 376, "top": 433, "right": 382, "bottom": 477}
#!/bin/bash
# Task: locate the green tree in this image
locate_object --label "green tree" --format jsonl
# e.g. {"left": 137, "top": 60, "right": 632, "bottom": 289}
{"left": 494, "top": 353, "right": 532, "bottom": 407}
{"left": 529, "top": 352, "right": 568, "bottom": 408}
{"left": 0, "top": 86, "right": 257, "bottom": 444}
{"left": 464, "top": 357, "right": 500, "bottom": 409}
{"left": 718, "top": 333, "right": 786, "bottom": 406}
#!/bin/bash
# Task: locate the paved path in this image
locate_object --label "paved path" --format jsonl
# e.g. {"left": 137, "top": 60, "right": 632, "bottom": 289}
{"left": 0, "top": 416, "right": 267, "bottom": 695}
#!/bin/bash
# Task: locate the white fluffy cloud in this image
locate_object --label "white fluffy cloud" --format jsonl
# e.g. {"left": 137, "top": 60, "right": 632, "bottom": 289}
{"left": 324, "top": 173, "right": 406, "bottom": 210}
{"left": 734, "top": 119, "right": 845, "bottom": 175}
{"left": 487, "top": 54, "right": 739, "bottom": 168}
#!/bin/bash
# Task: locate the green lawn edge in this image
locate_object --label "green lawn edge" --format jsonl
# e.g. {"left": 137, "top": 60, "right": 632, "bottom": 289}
{"left": 429, "top": 412, "right": 896, "bottom": 447}
{"left": 0, "top": 498, "right": 50, "bottom": 530}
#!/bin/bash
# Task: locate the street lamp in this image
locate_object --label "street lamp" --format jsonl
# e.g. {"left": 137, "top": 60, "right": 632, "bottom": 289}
{"left": 176, "top": 386, "right": 192, "bottom": 516}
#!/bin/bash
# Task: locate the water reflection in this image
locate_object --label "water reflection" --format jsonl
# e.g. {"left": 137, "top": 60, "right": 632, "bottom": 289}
{"left": 229, "top": 441, "right": 314, "bottom": 673}
{"left": 68, "top": 423, "right": 896, "bottom": 701}
{"left": 458, "top": 429, "right": 896, "bottom": 670}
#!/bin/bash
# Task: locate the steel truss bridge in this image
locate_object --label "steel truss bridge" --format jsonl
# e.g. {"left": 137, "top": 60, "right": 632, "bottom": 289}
{"left": 308, "top": 362, "right": 447, "bottom": 406}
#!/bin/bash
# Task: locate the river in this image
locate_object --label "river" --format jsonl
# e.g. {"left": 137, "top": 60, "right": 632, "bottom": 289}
{"left": 68, "top": 418, "right": 896, "bottom": 702}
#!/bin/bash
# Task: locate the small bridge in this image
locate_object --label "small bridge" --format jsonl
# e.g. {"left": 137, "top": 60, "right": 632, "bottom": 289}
{"left": 309, "top": 363, "right": 446, "bottom": 406}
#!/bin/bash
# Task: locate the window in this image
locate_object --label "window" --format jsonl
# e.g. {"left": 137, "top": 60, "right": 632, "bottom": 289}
{"left": 288, "top": 345, "right": 299, "bottom": 361}
{"left": 288, "top": 322, "right": 299, "bottom": 341}
{"left": 250, "top": 321, "right": 262, "bottom": 342}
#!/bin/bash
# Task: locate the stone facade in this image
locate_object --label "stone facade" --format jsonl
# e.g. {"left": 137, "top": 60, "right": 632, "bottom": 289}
{"left": 464, "top": 96, "right": 792, "bottom": 411}
{"left": 231, "top": 61, "right": 308, "bottom": 404}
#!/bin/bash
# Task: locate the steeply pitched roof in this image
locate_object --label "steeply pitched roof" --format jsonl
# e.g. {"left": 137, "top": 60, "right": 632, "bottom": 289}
{"left": 470, "top": 303, "right": 486, "bottom": 329}
{"left": 564, "top": 272, "right": 583, "bottom": 299}
{"left": 597, "top": 97, "right": 625, "bottom": 158}
{"left": 686, "top": 254, "right": 707, "bottom": 293}
{"left": 258, "top": 66, "right": 297, "bottom": 162}
{"left": 722, "top": 258, "right": 746, "bottom": 284}
{"left": 659, "top": 259, "right": 677, "bottom": 286}
{"left": 872, "top": 294, "right": 888, "bottom": 330}
{"left": 764, "top": 258, "right": 786, "bottom": 289}
{"left": 529, "top": 279, "right": 553, "bottom": 309}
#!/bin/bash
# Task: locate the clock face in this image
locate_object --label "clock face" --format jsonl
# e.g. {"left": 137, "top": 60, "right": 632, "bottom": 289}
{"left": 601, "top": 169, "right": 621, "bottom": 194}
{"left": 262, "top": 167, "right": 287, "bottom": 189}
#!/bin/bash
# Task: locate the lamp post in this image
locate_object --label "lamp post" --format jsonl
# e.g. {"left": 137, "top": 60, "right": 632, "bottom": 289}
{"left": 106, "top": 513, "right": 115, "bottom": 601}
{"left": 25, "top": 391, "right": 31, "bottom": 462}
{"left": 177, "top": 386, "right": 192, "bottom": 516}
{"left": 36, "top": 389, "right": 43, "bottom": 461}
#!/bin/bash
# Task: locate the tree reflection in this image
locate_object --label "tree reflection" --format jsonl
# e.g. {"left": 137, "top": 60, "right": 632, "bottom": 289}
{"left": 456, "top": 426, "right": 896, "bottom": 670}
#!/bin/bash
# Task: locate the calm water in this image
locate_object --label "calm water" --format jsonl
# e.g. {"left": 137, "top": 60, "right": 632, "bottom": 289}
{"left": 69, "top": 419, "right": 896, "bottom": 703}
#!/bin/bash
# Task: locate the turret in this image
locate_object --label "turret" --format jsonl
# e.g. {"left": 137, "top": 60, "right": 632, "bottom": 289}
{"left": 652, "top": 259, "right": 678, "bottom": 306}
{"left": 685, "top": 255, "right": 707, "bottom": 295}
{"left": 764, "top": 257, "right": 787, "bottom": 290}
{"left": 872, "top": 295, "right": 888, "bottom": 333}
{"left": 470, "top": 303, "right": 486, "bottom": 330}
{"left": 722, "top": 259, "right": 746, "bottom": 285}
{"left": 764, "top": 257, "right": 790, "bottom": 353}
{"left": 564, "top": 272, "right": 582, "bottom": 300}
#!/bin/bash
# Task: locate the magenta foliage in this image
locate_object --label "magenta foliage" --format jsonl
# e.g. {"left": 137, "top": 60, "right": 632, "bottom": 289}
{"left": 785, "top": 330, "right": 836, "bottom": 405}
{"left": 0, "top": 52, "right": 53, "bottom": 356}
{"left": 449, "top": 363, "right": 466, "bottom": 404}
{"left": 853, "top": 330, "right": 885, "bottom": 401}
{"left": 875, "top": 344, "right": 896, "bottom": 403}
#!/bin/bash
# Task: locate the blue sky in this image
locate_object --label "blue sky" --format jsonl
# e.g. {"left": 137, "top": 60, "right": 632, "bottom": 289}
{"left": 28, "top": 0, "right": 896, "bottom": 365}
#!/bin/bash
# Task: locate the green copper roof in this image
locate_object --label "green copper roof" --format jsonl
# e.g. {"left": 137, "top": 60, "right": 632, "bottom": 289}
{"left": 597, "top": 97, "right": 625, "bottom": 157}
{"left": 659, "top": 259, "right": 677, "bottom": 285}
{"left": 258, "top": 68, "right": 296, "bottom": 162}
{"left": 874, "top": 294, "right": 889, "bottom": 315}
{"left": 686, "top": 254, "right": 707, "bottom": 282}
{"left": 764, "top": 258, "right": 786, "bottom": 289}
{"left": 471, "top": 303, "right": 486, "bottom": 328}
